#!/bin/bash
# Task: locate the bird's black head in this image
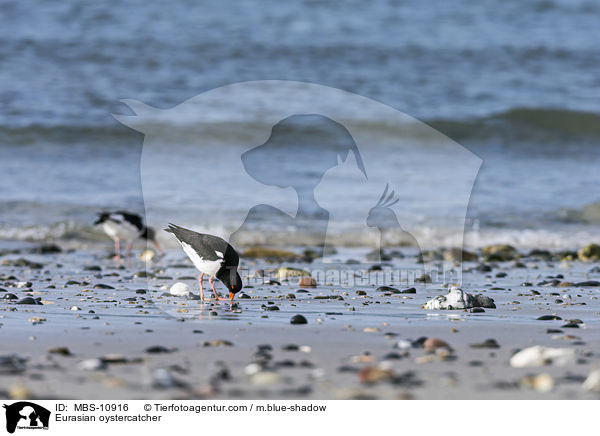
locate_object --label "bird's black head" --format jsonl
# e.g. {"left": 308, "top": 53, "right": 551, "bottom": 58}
{"left": 141, "top": 226, "right": 165, "bottom": 255}
{"left": 94, "top": 213, "right": 109, "bottom": 225}
{"left": 140, "top": 226, "right": 156, "bottom": 241}
{"left": 217, "top": 267, "right": 243, "bottom": 300}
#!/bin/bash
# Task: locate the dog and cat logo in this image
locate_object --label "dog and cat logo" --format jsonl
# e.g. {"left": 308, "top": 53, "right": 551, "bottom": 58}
{"left": 2, "top": 402, "right": 50, "bottom": 433}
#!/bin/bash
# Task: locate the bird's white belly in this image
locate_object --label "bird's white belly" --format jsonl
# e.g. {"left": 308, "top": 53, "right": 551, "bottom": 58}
{"left": 180, "top": 242, "right": 222, "bottom": 276}
{"left": 102, "top": 221, "right": 140, "bottom": 241}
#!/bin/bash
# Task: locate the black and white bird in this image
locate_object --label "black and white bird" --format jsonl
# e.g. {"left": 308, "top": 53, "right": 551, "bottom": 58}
{"left": 94, "top": 211, "right": 163, "bottom": 260}
{"left": 165, "top": 223, "right": 243, "bottom": 301}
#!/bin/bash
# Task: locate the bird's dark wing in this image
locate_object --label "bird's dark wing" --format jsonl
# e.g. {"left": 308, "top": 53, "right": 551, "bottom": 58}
{"left": 165, "top": 223, "right": 239, "bottom": 265}
{"left": 114, "top": 211, "right": 144, "bottom": 231}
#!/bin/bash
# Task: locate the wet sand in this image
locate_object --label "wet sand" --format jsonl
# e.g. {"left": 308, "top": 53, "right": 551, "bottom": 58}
{"left": 1, "top": 243, "right": 600, "bottom": 400}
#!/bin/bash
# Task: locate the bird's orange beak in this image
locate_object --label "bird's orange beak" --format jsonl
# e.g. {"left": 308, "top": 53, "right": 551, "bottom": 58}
{"left": 229, "top": 292, "right": 235, "bottom": 301}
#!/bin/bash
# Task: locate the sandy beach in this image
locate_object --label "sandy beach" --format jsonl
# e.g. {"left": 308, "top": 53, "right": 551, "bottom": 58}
{"left": 2, "top": 242, "right": 599, "bottom": 400}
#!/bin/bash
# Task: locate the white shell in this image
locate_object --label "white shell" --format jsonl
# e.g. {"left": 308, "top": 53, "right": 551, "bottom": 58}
{"left": 169, "top": 282, "right": 190, "bottom": 297}
{"left": 424, "top": 286, "right": 472, "bottom": 310}
{"left": 509, "top": 345, "right": 575, "bottom": 368}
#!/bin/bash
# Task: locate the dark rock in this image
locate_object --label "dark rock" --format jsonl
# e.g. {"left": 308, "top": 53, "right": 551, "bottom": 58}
{"left": 48, "top": 347, "right": 72, "bottom": 356}
{"left": 94, "top": 284, "right": 115, "bottom": 289}
{"left": 0, "top": 354, "right": 27, "bottom": 374}
{"left": 377, "top": 286, "right": 400, "bottom": 293}
{"left": 469, "top": 307, "right": 485, "bottom": 313}
{"left": 414, "top": 273, "right": 431, "bottom": 283}
{"left": 561, "top": 323, "right": 580, "bottom": 328}
{"left": 83, "top": 265, "right": 102, "bottom": 271}
{"left": 1, "top": 258, "right": 43, "bottom": 269}
{"left": 145, "top": 345, "right": 174, "bottom": 354}
{"left": 472, "top": 294, "right": 496, "bottom": 308}
{"left": 16, "top": 297, "right": 42, "bottom": 305}
{"left": 290, "top": 314, "right": 308, "bottom": 325}
{"left": 356, "top": 290, "right": 367, "bottom": 296}
{"left": 537, "top": 315, "right": 562, "bottom": 320}
{"left": 401, "top": 287, "right": 417, "bottom": 294}
{"left": 31, "top": 244, "right": 62, "bottom": 254}
{"left": 476, "top": 263, "right": 492, "bottom": 272}
{"left": 2, "top": 293, "right": 18, "bottom": 300}
{"left": 470, "top": 339, "right": 500, "bottom": 349}
{"left": 528, "top": 249, "right": 552, "bottom": 259}
{"left": 574, "top": 281, "right": 600, "bottom": 287}
{"left": 495, "top": 272, "right": 508, "bottom": 278}
{"left": 383, "top": 352, "right": 404, "bottom": 360}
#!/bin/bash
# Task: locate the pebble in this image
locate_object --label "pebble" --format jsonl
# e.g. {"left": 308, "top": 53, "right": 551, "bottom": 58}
{"left": 94, "top": 284, "right": 115, "bottom": 289}
{"left": 521, "top": 373, "right": 554, "bottom": 392}
{"left": 290, "top": 314, "right": 308, "bottom": 325}
{"left": 203, "top": 340, "right": 233, "bottom": 347}
{"left": 169, "top": 282, "right": 190, "bottom": 296}
{"left": 8, "top": 383, "right": 32, "bottom": 400}
{"left": 48, "top": 347, "right": 72, "bottom": 356}
{"left": 537, "top": 315, "right": 562, "bottom": 320}
{"left": 250, "top": 371, "right": 282, "bottom": 386}
{"left": 145, "top": 345, "right": 174, "bottom": 354}
{"left": 276, "top": 267, "right": 311, "bottom": 280}
{"left": 298, "top": 277, "right": 317, "bottom": 287}
{"left": 151, "top": 368, "right": 187, "bottom": 389}
{"left": 359, "top": 366, "right": 394, "bottom": 384}
{"left": 78, "top": 358, "right": 106, "bottom": 371}
{"left": 0, "top": 354, "right": 27, "bottom": 374}
{"left": 510, "top": 345, "right": 575, "bottom": 368}
{"left": 424, "top": 287, "right": 472, "bottom": 310}
{"left": 582, "top": 369, "right": 600, "bottom": 392}
{"left": 28, "top": 317, "right": 46, "bottom": 324}
{"left": 377, "top": 286, "right": 400, "bottom": 293}
{"left": 424, "top": 338, "right": 451, "bottom": 351}
{"left": 17, "top": 297, "right": 42, "bottom": 305}
{"left": 470, "top": 339, "right": 500, "bottom": 349}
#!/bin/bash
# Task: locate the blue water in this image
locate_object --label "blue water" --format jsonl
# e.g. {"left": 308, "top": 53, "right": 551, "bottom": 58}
{"left": 1, "top": 0, "right": 599, "bottom": 249}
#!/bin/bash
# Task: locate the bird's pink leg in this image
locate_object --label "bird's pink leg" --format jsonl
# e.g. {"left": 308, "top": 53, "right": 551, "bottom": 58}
{"left": 209, "top": 276, "right": 222, "bottom": 300}
{"left": 113, "top": 239, "right": 121, "bottom": 261}
{"left": 198, "top": 273, "right": 205, "bottom": 301}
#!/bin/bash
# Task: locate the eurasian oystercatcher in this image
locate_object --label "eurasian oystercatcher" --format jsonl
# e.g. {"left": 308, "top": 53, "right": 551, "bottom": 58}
{"left": 94, "top": 211, "right": 163, "bottom": 260}
{"left": 164, "top": 223, "right": 242, "bottom": 301}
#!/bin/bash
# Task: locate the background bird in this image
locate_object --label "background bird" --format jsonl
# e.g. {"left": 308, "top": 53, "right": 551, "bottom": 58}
{"left": 164, "top": 223, "right": 242, "bottom": 301}
{"left": 94, "top": 211, "right": 163, "bottom": 261}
